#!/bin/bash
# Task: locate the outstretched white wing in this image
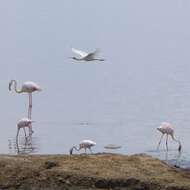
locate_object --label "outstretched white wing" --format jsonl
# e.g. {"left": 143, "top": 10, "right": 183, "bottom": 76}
{"left": 72, "top": 48, "right": 88, "bottom": 58}
{"left": 84, "top": 49, "right": 100, "bottom": 60}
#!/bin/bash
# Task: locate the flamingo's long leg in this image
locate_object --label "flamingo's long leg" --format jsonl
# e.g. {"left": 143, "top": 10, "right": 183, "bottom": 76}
{"left": 157, "top": 134, "right": 164, "bottom": 150}
{"left": 30, "top": 93, "right": 32, "bottom": 119}
{"left": 15, "top": 138, "right": 20, "bottom": 154}
{"left": 28, "top": 93, "right": 33, "bottom": 135}
{"left": 16, "top": 128, "right": 20, "bottom": 143}
{"left": 28, "top": 93, "right": 32, "bottom": 119}
{"left": 165, "top": 151, "right": 168, "bottom": 163}
{"left": 23, "top": 127, "right": 26, "bottom": 137}
{"left": 166, "top": 134, "right": 169, "bottom": 151}
{"left": 89, "top": 147, "right": 93, "bottom": 154}
{"left": 28, "top": 93, "right": 31, "bottom": 118}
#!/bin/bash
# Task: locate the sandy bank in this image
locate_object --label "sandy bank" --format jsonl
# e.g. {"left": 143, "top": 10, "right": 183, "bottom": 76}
{"left": 0, "top": 153, "right": 189, "bottom": 190}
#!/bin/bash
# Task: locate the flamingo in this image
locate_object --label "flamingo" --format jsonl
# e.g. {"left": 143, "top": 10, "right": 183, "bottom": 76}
{"left": 16, "top": 118, "right": 33, "bottom": 139}
{"left": 9, "top": 80, "right": 41, "bottom": 134}
{"left": 71, "top": 48, "right": 104, "bottom": 61}
{"left": 69, "top": 140, "right": 96, "bottom": 155}
{"left": 157, "top": 122, "right": 182, "bottom": 152}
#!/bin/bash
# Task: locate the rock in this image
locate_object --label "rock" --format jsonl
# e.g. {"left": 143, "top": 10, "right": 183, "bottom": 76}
{"left": 44, "top": 160, "right": 58, "bottom": 169}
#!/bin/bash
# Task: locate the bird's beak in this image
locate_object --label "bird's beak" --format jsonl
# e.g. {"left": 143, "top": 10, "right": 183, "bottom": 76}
{"left": 178, "top": 144, "right": 182, "bottom": 152}
{"left": 8, "top": 82, "right": 12, "bottom": 91}
{"left": 156, "top": 127, "right": 162, "bottom": 133}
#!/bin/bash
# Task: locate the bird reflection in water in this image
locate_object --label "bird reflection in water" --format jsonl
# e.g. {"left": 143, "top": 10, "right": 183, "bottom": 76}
{"left": 163, "top": 149, "right": 182, "bottom": 168}
{"left": 16, "top": 135, "right": 37, "bottom": 154}
{"left": 8, "top": 135, "right": 38, "bottom": 155}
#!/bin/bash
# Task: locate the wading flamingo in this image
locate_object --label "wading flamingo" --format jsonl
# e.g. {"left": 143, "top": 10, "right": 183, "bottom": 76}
{"left": 70, "top": 140, "right": 96, "bottom": 155}
{"left": 9, "top": 80, "right": 41, "bottom": 134}
{"left": 16, "top": 118, "right": 33, "bottom": 139}
{"left": 157, "top": 122, "right": 182, "bottom": 152}
{"left": 71, "top": 48, "right": 104, "bottom": 61}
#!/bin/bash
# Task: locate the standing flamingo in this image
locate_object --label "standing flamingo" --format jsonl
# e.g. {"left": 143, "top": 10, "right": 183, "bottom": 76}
{"left": 9, "top": 80, "right": 41, "bottom": 134}
{"left": 69, "top": 140, "right": 96, "bottom": 155}
{"left": 157, "top": 122, "right": 182, "bottom": 152}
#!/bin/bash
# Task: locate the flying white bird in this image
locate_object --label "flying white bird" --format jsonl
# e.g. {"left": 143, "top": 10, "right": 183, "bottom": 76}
{"left": 69, "top": 140, "right": 96, "bottom": 155}
{"left": 16, "top": 118, "right": 33, "bottom": 139}
{"left": 157, "top": 122, "right": 182, "bottom": 152}
{"left": 71, "top": 48, "right": 104, "bottom": 61}
{"left": 9, "top": 80, "right": 41, "bottom": 135}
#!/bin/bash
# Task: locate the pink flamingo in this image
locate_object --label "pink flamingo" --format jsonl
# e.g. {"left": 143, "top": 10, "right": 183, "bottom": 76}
{"left": 70, "top": 140, "right": 96, "bottom": 155}
{"left": 9, "top": 80, "right": 41, "bottom": 134}
{"left": 16, "top": 117, "right": 33, "bottom": 139}
{"left": 157, "top": 122, "right": 182, "bottom": 152}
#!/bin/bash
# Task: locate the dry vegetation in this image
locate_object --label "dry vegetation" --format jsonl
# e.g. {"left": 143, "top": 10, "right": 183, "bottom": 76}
{"left": 0, "top": 153, "right": 189, "bottom": 190}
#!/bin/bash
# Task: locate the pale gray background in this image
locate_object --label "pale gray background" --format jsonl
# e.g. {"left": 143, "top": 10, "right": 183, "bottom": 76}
{"left": 0, "top": 0, "right": 190, "bottom": 165}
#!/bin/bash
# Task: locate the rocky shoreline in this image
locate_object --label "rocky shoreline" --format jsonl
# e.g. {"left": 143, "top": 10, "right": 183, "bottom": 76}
{"left": 0, "top": 153, "right": 189, "bottom": 190}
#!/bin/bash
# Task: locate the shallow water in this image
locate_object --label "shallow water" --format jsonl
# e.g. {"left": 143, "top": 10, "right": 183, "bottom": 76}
{"left": 0, "top": 1, "right": 190, "bottom": 168}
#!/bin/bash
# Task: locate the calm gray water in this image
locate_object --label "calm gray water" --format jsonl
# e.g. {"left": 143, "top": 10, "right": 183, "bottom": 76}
{"left": 1, "top": 1, "right": 190, "bottom": 167}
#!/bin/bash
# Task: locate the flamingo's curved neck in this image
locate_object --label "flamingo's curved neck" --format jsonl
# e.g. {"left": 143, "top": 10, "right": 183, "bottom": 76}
{"left": 9, "top": 80, "right": 22, "bottom": 93}
{"left": 171, "top": 134, "right": 182, "bottom": 152}
{"left": 74, "top": 146, "right": 80, "bottom": 151}
{"left": 70, "top": 146, "right": 80, "bottom": 155}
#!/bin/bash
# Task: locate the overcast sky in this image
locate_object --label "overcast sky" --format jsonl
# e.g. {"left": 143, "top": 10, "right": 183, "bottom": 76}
{"left": 1, "top": 1, "right": 190, "bottom": 141}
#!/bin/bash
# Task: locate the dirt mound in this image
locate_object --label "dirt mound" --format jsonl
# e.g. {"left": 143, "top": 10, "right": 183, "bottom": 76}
{"left": 0, "top": 153, "right": 189, "bottom": 190}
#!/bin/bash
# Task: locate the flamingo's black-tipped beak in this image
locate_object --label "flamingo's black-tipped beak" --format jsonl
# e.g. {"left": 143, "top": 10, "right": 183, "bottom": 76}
{"left": 8, "top": 82, "right": 12, "bottom": 91}
{"left": 38, "top": 87, "right": 42, "bottom": 92}
{"left": 178, "top": 144, "right": 182, "bottom": 152}
{"left": 157, "top": 127, "right": 162, "bottom": 133}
